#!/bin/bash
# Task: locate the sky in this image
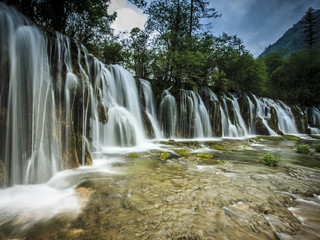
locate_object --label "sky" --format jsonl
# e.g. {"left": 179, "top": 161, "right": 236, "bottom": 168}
{"left": 109, "top": 0, "right": 320, "bottom": 57}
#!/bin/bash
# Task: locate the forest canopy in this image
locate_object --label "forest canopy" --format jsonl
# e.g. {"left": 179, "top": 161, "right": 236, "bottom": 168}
{"left": 2, "top": 0, "right": 320, "bottom": 105}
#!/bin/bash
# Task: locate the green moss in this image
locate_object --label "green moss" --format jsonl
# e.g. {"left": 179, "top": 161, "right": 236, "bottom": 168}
{"left": 213, "top": 144, "right": 227, "bottom": 151}
{"left": 249, "top": 137, "right": 261, "bottom": 142}
{"left": 196, "top": 153, "right": 214, "bottom": 160}
{"left": 297, "top": 144, "right": 311, "bottom": 154}
{"left": 315, "top": 144, "right": 320, "bottom": 152}
{"left": 283, "top": 135, "right": 301, "bottom": 141}
{"left": 250, "top": 136, "right": 285, "bottom": 142}
{"left": 159, "top": 151, "right": 171, "bottom": 160}
{"left": 261, "top": 153, "right": 279, "bottom": 166}
{"left": 174, "top": 149, "right": 192, "bottom": 157}
{"left": 128, "top": 153, "right": 139, "bottom": 158}
{"left": 310, "top": 135, "right": 320, "bottom": 140}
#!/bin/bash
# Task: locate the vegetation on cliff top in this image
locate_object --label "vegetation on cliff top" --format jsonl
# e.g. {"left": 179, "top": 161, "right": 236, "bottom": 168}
{"left": 4, "top": 0, "right": 320, "bottom": 105}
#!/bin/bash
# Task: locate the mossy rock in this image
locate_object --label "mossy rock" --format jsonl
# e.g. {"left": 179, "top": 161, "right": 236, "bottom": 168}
{"left": 259, "top": 136, "right": 284, "bottom": 141}
{"left": 174, "top": 149, "right": 192, "bottom": 157}
{"left": 0, "top": 159, "right": 7, "bottom": 187}
{"left": 310, "top": 134, "right": 320, "bottom": 140}
{"left": 249, "top": 137, "right": 261, "bottom": 142}
{"left": 158, "top": 151, "right": 171, "bottom": 160}
{"left": 283, "top": 135, "right": 301, "bottom": 141}
{"left": 196, "top": 153, "right": 214, "bottom": 160}
{"left": 128, "top": 153, "right": 139, "bottom": 158}
{"left": 213, "top": 144, "right": 227, "bottom": 151}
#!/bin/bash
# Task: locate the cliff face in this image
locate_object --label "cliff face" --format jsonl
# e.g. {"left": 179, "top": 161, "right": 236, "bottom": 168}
{"left": 0, "top": 3, "right": 108, "bottom": 186}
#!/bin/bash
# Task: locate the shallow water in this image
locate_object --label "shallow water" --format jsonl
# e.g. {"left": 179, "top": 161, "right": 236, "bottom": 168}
{"left": 1, "top": 137, "right": 320, "bottom": 239}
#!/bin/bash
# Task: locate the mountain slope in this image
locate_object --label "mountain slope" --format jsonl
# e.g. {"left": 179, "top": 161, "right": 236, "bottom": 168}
{"left": 259, "top": 9, "right": 320, "bottom": 57}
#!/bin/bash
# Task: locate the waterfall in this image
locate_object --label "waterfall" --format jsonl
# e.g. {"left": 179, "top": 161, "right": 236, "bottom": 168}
{"left": 179, "top": 90, "right": 212, "bottom": 138}
{"left": 230, "top": 94, "right": 249, "bottom": 136}
{"left": 311, "top": 107, "right": 320, "bottom": 126}
{"left": 90, "top": 65, "right": 145, "bottom": 147}
{"left": 0, "top": 3, "right": 106, "bottom": 185}
{"left": 273, "top": 100, "right": 299, "bottom": 134}
{"left": 159, "top": 88, "right": 177, "bottom": 138}
{"left": 308, "top": 106, "right": 320, "bottom": 134}
{"left": 1, "top": 2, "right": 320, "bottom": 187}
{"left": 220, "top": 95, "right": 243, "bottom": 137}
{"left": 247, "top": 95, "right": 256, "bottom": 134}
{"left": 253, "top": 96, "right": 277, "bottom": 135}
{"left": 2, "top": 14, "right": 60, "bottom": 184}
{"left": 139, "top": 79, "right": 162, "bottom": 139}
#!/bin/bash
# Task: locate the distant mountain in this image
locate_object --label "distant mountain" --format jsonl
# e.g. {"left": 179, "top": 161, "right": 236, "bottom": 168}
{"left": 259, "top": 9, "right": 320, "bottom": 57}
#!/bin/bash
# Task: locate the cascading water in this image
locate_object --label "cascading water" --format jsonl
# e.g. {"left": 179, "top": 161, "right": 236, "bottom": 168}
{"left": 253, "top": 96, "right": 277, "bottom": 135}
{"left": 90, "top": 65, "right": 146, "bottom": 147}
{"left": 179, "top": 90, "right": 212, "bottom": 138}
{"left": 139, "top": 79, "right": 162, "bottom": 139}
{"left": 246, "top": 95, "right": 256, "bottom": 134}
{"left": 0, "top": 3, "right": 106, "bottom": 185}
{"left": 159, "top": 88, "right": 177, "bottom": 138}
{"left": 1, "top": 2, "right": 320, "bottom": 187}
{"left": 3, "top": 14, "right": 61, "bottom": 184}
{"left": 220, "top": 95, "right": 243, "bottom": 137}
{"left": 273, "top": 100, "right": 299, "bottom": 134}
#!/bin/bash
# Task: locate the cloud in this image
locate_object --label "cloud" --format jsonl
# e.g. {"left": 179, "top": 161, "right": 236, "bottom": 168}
{"left": 109, "top": 0, "right": 147, "bottom": 34}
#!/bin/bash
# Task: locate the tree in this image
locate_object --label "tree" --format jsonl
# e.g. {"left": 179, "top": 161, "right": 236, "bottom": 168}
{"left": 3, "top": 0, "right": 117, "bottom": 54}
{"left": 122, "top": 27, "right": 152, "bottom": 79}
{"left": 303, "top": 7, "right": 319, "bottom": 47}
{"left": 189, "top": 0, "right": 220, "bottom": 36}
{"left": 102, "top": 40, "right": 124, "bottom": 65}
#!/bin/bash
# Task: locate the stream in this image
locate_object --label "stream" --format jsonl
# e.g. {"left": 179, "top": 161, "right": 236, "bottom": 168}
{"left": 1, "top": 137, "right": 319, "bottom": 240}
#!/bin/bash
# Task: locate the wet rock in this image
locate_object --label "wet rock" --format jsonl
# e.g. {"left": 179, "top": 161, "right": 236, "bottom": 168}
{"left": 266, "top": 107, "right": 283, "bottom": 135}
{"left": 255, "top": 117, "right": 270, "bottom": 135}
{"left": 0, "top": 159, "right": 6, "bottom": 187}
{"left": 97, "top": 102, "right": 108, "bottom": 124}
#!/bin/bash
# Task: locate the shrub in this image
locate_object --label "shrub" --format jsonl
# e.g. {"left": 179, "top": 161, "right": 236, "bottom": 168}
{"left": 261, "top": 153, "right": 279, "bottom": 166}
{"left": 296, "top": 144, "right": 311, "bottom": 154}
{"left": 315, "top": 144, "right": 320, "bottom": 152}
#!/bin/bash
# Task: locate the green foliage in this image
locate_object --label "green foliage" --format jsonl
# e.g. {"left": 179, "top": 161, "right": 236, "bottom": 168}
{"left": 260, "top": 9, "right": 320, "bottom": 57}
{"left": 283, "top": 135, "right": 302, "bottom": 141}
{"left": 315, "top": 144, "right": 320, "bottom": 152}
{"left": 10, "top": 0, "right": 116, "bottom": 54}
{"left": 102, "top": 41, "right": 124, "bottom": 65}
{"left": 261, "top": 153, "right": 279, "bottom": 166}
{"left": 122, "top": 28, "right": 152, "bottom": 79}
{"left": 263, "top": 48, "right": 320, "bottom": 105}
{"left": 296, "top": 144, "right": 311, "bottom": 154}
